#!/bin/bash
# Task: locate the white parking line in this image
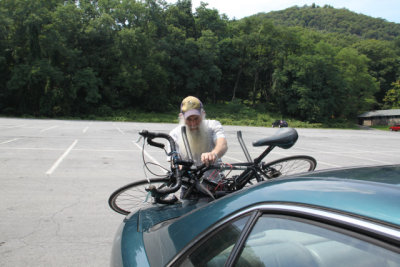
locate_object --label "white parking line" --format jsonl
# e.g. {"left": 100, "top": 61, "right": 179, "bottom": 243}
{"left": 0, "top": 138, "right": 19, "bottom": 145}
{"left": 40, "top": 125, "right": 58, "bottom": 132}
{"left": 116, "top": 127, "right": 125, "bottom": 135}
{"left": 0, "top": 147, "right": 134, "bottom": 152}
{"left": 133, "top": 141, "right": 160, "bottom": 165}
{"left": 2, "top": 124, "right": 26, "bottom": 128}
{"left": 83, "top": 127, "right": 89, "bottom": 133}
{"left": 46, "top": 140, "right": 78, "bottom": 175}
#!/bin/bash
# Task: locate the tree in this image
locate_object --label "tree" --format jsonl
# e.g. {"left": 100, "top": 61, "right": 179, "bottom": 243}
{"left": 71, "top": 67, "right": 102, "bottom": 113}
{"left": 0, "top": 2, "right": 13, "bottom": 112}
{"left": 113, "top": 27, "right": 150, "bottom": 107}
{"left": 353, "top": 39, "right": 399, "bottom": 105}
{"left": 194, "top": 2, "right": 228, "bottom": 39}
{"left": 274, "top": 41, "right": 344, "bottom": 122}
{"left": 383, "top": 81, "right": 400, "bottom": 108}
{"left": 336, "top": 47, "right": 379, "bottom": 117}
{"left": 39, "top": 3, "right": 85, "bottom": 115}
{"left": 165, "top": 0, "right": 196, "bottom": 38}
{"left": 228, "top": 17, "right": 258, "bottom": 101}
{"left": 2, "top": 0, "right": 62, "bottom": 114}
{"left": 196, "top": 30, "right": 221, "bottom": 102}
{"left": 217, "top": 37, "right": 240, "bottom": 102}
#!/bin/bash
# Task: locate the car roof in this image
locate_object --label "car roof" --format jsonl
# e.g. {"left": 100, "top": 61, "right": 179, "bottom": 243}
{"left": 126, "top": 164, "right": 400, "bottom": 266}
{"left": 298, "top": 164, "right": 400, "bottom": 184}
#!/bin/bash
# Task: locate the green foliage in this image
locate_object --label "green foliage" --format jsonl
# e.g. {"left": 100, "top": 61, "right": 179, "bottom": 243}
{"left": 0, "top": 0, "right": 399, "bottom": 125}
{"left": 383, "top": 81, "right": 400, "bottom": 108}
{"left": 335, "top": 47, "right": 379, "bottom": 117}
{"left": 370, "top": 125, "right": 393, "bottom": 131}
{"left": 352, "top": 39, "right": 399, "bottom": 103}
{"left": 259, "top": 4, "right": 400, "bottom": 41}
{"left": 86, "top": 102, "right": 328, "bottom": 128}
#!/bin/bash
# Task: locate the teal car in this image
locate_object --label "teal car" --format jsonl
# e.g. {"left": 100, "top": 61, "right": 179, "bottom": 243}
{"left": 110, "top": 165, "right": 400, "bottom": 266}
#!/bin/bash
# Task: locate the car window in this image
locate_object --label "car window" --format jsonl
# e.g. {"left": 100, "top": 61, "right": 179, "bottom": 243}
{"left": 179, "top": 215, "right": 250, "bottom": 267}
{"left": 235, "top": 215, "right": 400, "bottom": 267}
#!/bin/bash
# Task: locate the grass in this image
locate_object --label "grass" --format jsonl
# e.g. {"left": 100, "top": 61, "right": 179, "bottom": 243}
{"left": 94, "top": 111, "right": 177, "bottom": 122}
{"left": 204, "top": 102, "right": 324, "bottom": 128}
{"left": 85, "top": 102, "right": 360, "bottom": 129}
{"left": 2, "top": 102, "right": 363, "bottom": 129}
{"left": 370, "top": 125, "right": 392, "bottom": 131}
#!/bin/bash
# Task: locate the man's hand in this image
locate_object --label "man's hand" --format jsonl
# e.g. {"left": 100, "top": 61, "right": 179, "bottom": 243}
{"left": 201, "top": 137, "right": 227, "bottom": 166}
{"left": 201, "top": 152, "right": 218, "bottom": 166}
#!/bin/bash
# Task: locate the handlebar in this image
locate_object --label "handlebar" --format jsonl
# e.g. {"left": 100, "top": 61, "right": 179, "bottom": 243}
{"left": 139, "top": 130, "right": 170, "bottom": 149}
{"left": 147, "top": 139, "right": 165, "bottom": 149}
{"left": 139, "top": 130, "right": 189, "bottom": 196}
{"left": 138, "top": 130, "right": 212, "bottom": 199}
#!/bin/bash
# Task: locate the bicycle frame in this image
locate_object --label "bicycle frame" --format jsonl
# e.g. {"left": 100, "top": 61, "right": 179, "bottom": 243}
{"left": 229, "top": 130, "right": 278, "bottom": 188}
{"left": 217, "top": 129, "right": 298, "bottom": 190}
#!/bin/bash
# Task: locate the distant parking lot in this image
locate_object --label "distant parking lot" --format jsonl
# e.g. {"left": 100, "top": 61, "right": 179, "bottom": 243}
{"left": 1, "top": 118, "right": 399, "bottom": 266}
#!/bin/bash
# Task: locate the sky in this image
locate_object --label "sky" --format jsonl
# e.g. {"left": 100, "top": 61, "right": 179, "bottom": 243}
{"left": 165, "top": 0, "right": 400, "bottom": 23}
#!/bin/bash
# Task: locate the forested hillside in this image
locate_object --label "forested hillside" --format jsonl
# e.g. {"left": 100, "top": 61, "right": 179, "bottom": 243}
{"left": 0, "top": 0, "right": 399, "bottom": 123}
{"left": 257, "top": 4, "right": 400, "bottom": 41}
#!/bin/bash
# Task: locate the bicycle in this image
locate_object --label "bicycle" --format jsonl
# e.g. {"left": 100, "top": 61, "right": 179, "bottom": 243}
{"left": 108, "top": 127, "right": 317, "bottom": 215}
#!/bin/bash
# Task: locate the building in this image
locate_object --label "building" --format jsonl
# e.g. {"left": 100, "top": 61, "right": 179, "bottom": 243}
{"left": 358, "top": 109, "right": 400, "bottom": 126}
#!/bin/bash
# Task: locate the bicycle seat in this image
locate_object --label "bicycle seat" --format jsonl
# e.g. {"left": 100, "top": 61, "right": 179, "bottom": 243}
{"left": 252, "top": 127, "right": 298, "bottom": 149}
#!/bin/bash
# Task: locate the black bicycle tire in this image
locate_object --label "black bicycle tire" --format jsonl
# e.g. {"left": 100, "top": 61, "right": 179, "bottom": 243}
{"left": 262, "top": 155, "right": 317, "bottom": 178}
{"left": 108, "top": 178, "right": 172, "bottom": 215}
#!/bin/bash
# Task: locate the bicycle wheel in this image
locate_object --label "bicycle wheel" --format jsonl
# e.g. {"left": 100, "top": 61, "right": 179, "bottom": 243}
{"left": 262, "top": 155, "right": 317, "bottom": 178}
{"left": 108, "top": 178, "right": 173, "bottom": 215}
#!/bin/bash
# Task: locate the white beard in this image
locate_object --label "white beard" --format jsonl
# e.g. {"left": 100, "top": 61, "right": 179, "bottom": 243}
{"left": 177, "top": 119, "right": 210, "bottom": 165}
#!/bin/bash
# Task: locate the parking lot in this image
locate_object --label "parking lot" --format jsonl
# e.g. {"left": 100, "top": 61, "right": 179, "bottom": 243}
{"left": 1, "top": 117, "right": 399, "bottom": 266}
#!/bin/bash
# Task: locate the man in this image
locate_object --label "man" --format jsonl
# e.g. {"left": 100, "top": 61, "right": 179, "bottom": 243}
{"left": 169, "top": 96, "right": 228, "bottom": 166}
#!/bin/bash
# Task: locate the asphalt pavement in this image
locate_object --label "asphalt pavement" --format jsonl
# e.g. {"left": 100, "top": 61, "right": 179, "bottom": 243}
{"left": 1, "top": 118, "right": 399, "bottom": 266}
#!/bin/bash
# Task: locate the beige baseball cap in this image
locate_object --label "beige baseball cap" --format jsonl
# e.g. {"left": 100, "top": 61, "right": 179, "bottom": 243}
{"left": 180, "top": 96, "right": 203, "bottom": 119}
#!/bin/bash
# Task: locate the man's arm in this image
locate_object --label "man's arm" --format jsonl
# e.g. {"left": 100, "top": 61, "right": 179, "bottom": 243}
{"left": 201, "top": 137, "right": 228, "bottom": 165}
{"left": 212, "top": 137, "right": 228, "bottom": 158}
